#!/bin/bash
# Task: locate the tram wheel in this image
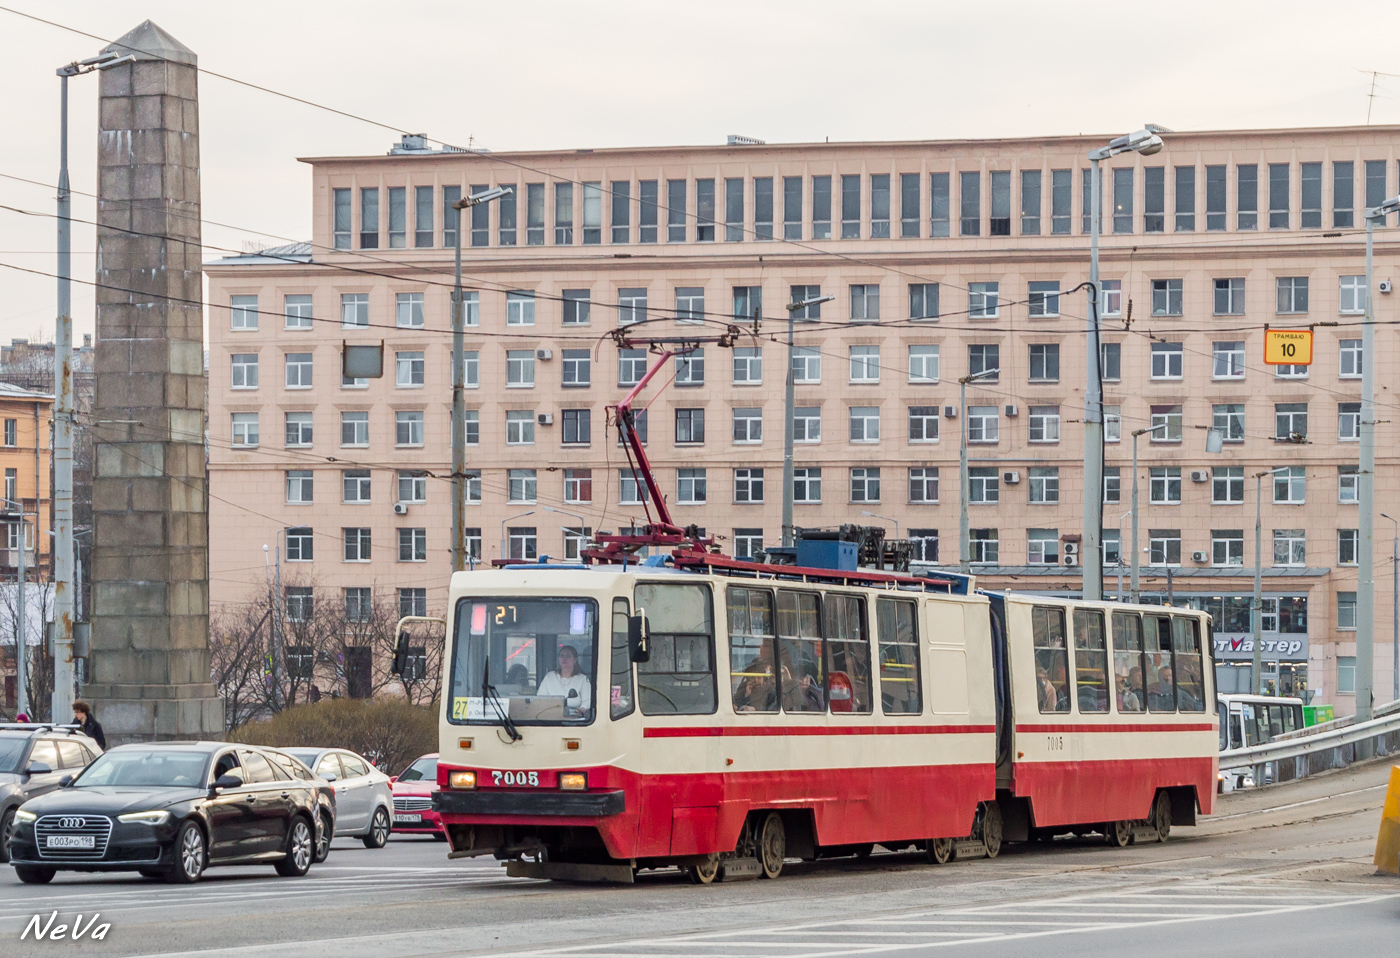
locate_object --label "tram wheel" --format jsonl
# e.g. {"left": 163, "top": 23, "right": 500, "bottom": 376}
{"left": 981, "top": 803, "right": 1003, "bottom": 860}
{"left": 853, "top": 843, "right": 874, "bottom": 859}
{"left": 1105, "top": 820, "right": 1133, "bottom": 848}
{"left": 758, "top": 812, "right": 786, "bottom": 879}
{"left": 687, "top": 855, "right": 720, "bottom": 884}
{"left": 926, "top": 838, "right": 954, "bottom": 865}
{"left": 1152, "top": 792, "right": 1172, "bottom": 843}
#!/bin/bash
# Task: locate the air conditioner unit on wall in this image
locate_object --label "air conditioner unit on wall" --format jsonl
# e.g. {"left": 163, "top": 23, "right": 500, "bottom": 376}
{"left": 1063, "top": 542, "right": 1079, "bottom": 555}
{"left": 1191, "top": 550, "right": 1209, "bottom": 563}
{"left": 1004, "top": 404, "right": 1018, "bottom": 417}
{"left": 1190, "top": 470, "right": 1209, "bottom": 483}
{"left": 393, "top": 502, "right": 408, "bottom": 515}
{"left": 536, "top": 348, "right": 553, "bottom": 360}
{"left": 944, "top": 406, "right": 958, "bottom": 418}
{"left": 1003, "top": 470, "right": 1021, "bottom": 484}
{"left": 537, "top": 413, "right": 554, "bottom": 425}
{"left": 1063, "top": 555, "right": 1079, "bottom": 567}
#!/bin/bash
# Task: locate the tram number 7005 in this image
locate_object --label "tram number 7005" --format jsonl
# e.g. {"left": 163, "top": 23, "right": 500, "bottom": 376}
{"left": 492, "top": 770, "right": 540, "bottom": 787}
{"left": 1045, "top": 735, "right": 1065, "bottom": 752}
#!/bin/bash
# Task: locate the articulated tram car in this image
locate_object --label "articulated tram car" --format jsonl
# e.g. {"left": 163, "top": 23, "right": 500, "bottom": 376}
{"left": 426, "top": 563, "right": 1217, "bottom": 882}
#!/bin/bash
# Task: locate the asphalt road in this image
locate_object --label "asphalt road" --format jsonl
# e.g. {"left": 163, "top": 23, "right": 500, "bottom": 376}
{"left": 3, "top": 760, "right": 1398, "bottom": 958}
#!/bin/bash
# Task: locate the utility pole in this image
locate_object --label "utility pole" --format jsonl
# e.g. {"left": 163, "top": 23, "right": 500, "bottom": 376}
{"left": 783, "top": 294, "right": 832, "bottom": 548}
{"left": 958, "top": 368, "right": 998, "bottom": 571}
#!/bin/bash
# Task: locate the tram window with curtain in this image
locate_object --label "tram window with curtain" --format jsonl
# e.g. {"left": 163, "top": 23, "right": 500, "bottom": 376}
{"left": 777, "top": 590, "right": 825, "bottom": 712}
{"left": 823, "top": 594, "right": 872, "bottom": 713}
{"left": 634, "top": 583, "right": 716, "bottom": 715}
{"left": 1072, "top": 609, "right": 1109, "bottom": 712}
{"left": 610, "top": 598, "right": 635, "bottom": 720}
{"left": 727, "top": 587, "right": 777, "bottom": 712}
{"left": 1111, "top": 612, "right": 1146, "bottom": 712}
{"left": 1032, "top": 606, "right": 1070, "bottom": 712}
{"left": 877, "top": 598, "right": 922, "bottom": 714}
{"left": 1172, "top": 616, "right": 1207, "bottom": 712}
{"left": 1145, "top": 616, "right": 1176, "bottom": 712}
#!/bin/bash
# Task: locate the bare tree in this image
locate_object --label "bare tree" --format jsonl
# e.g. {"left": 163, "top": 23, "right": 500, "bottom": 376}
{"left": 0, "top": 570, "right": 55, "bottom": 722}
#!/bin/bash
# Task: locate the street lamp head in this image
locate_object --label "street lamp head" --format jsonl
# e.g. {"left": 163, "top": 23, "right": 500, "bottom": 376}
{"left": 1096, "top": 129, "right": 1165, "bottom": 160}
{"left": 959, "top": 367, "right": 1000, "bottom": 384}
{"left": 1367, "top": 196, "right": 1400, "bottom": 218}
{"left": 787, "top": 294, "right": 836, "bottom": 312}
{"left": 455, "top": 186, "right": 512, "bottom": 209}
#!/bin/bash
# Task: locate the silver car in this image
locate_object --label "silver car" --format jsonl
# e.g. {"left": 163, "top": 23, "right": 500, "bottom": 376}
{"left": 1, "top": 725, "right": 103, "bottom": 863}
{"left": 282, "top": 749, "right": 393, "bottom": 849}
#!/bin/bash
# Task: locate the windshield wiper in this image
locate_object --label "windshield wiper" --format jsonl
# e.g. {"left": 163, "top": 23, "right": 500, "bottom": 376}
{"left": 482, "top": 658, "right": 522, "bottom": 742}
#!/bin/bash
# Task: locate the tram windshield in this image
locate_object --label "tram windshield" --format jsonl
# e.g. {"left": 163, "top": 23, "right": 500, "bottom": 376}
{"left": 448, "top": 598, "right": 599, "bottom": 726}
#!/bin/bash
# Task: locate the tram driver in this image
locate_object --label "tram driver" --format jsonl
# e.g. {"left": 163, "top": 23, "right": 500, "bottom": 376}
{"left": 536, "top": 644, "right": 593, "bottom": 715}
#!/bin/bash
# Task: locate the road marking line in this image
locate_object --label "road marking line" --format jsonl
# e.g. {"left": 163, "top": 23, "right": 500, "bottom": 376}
{"left": 1208, "top": 783, "right": 1388, "bottom": 821}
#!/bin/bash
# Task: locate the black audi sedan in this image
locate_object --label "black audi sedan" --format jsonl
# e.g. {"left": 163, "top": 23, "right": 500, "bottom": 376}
{"left": 6, "top": 742, "right": 322, "bottom": 884}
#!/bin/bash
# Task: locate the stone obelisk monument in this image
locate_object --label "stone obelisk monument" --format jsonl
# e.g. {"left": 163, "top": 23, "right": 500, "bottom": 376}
{"left": 83, "top": 21, "right": 222, "bottom": 741}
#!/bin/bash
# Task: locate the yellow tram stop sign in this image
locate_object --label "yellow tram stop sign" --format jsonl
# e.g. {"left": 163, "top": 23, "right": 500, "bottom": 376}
{"left": 1263, "top": 329, "right": 1313, "bottom": 366}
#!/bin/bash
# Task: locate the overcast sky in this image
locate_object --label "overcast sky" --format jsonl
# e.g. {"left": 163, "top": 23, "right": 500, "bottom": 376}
{"left": 0, "top": 0, "right": 1397, "bottom": 345}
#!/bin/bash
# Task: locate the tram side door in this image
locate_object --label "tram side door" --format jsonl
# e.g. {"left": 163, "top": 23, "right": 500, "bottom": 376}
{"left": 987, "top": 595, "right": 1014, "bottom": 789}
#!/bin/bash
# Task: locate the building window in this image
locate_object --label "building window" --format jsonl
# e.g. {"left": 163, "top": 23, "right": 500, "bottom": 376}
{"left": 906, "top": 344, "right": 939, "bottom": 383}
{"left": 398, "top": 528, "right": 427, "bottom": 562}
{"left": 1029, "top": 467, "right": 1059, "bottom": 504}
{"left": 398, "top": 471, "right": 427, "bottom": 504}
{"left": 909, "top": 529, "right": 939, "bottom": 562}
{"left": 675, "top": 287, "right": 705, "bottom": 324}
{"left": 1213, "top": 341, "right": 1245, "bottom": 379}
{"left": 969, "top": 282, "right": 999, "bottom": 318}
{"left": 1100, "top": 342, "right": 1121, "bottom": 380}
{"left": 399, "top": 587, "right": 428, "bottom": 619}
{"left": 1050, "top": 169, "right": 1071, "bottom": 234}
{"left": 909, "top": 283, "right": 939, "bottom": 320}
{"left": 1212, "top": 530, "right": 1244, "bottom": 566}
{"left": 1339, "top": 465, "right": 1359, "bottom": 503}
{"left": 793, "top": 407, "right": 821, "bottom": 442}
{"left": 1300, "top": 162, "right": 1322, "bottom": 229}
{"left": 1104, "top": 467, "right": 1121, "bottom": 504}
{"left": 841, "top": 174, "right": 861, "bottom": 238}
{"left": 287, "top": 587, "right": 316, "bottom": 623}
{"left": 1150, "top": 342, "right": 1183, "bottom": 379}
{"left": 1021, "top": 169, "right": 1042, "bottom": 235}
{"left": 503, "top": 350, "right": 534, "bottom": 388}
{"left": 968, "top": 406, "right": 998, "bottom": 443}
{"left": 286, "top": 470, "right": 313, "bottom": 504}
{"left": 1339, "top": 402, "right": 1361, "bottom": 441}
{"left": 793, "top": 467, "right": 822, "bottom": 503}
{"left": 454, "top": 291, "right": 479, "bottom": 327}
{"left": 1028, "top": 405, "right": 1060, "bottom": 443}
{"left": 870, "top": 173, "right": 891, "bottom": 238}
{"left": 850, "top": 467, "right": 881, "bottom": 503}
{"left": 286, "top": 527, "right": 313, "bottom": 562}
{"left": 675, "top": 408, "right": 705, "bottom": 444}
{"left": 1269, "top": 163, "right": 1290, "bottom": 229}
{"left": 988, "top": 170, "right": 1010, "bottom": 235}
{"left": 619, "top": 469, "right": 650, "bottom": 505}
{"left": 676, "top": 349, "right": 705, "bottom": 386}
{"left": 732, "top": 408, "right": 763, "bottom": 444}
{"left": 1027, "top": 281, "right": 1060, "bottom": 317}
{"left": 1338, "top": 653, "right": 1358, "bottom": 688}
{"left": 1213, "top": 466, "right": 1244, "bottom": 504}
{"left": 359, "top": 187, "right": 380, "bottom": 249}
{"left": 1202, "top": 164, "right": 1226, "bottom": 230}
{"left": 285, "top": 353, "right": 313, "bottom": 389}
{"left": 508, "top": 469, "right": 537, "bottom": 503}
{"left": 968, "top": 343, "right": 999, "bottom": 379}
{"left": 1151, "top": 404, "right": 1183, "bottom": 441}
{"left": 395, "top": 410, "right": 424, "bottom": 446}
{"left": 230, "top": 295, "right": 259, "bottom": 330}
{"left": 390, "top": 292, "right": 423, "bottom": 329}
{"left": 231, "top": 411, "right": 259, "bottom": 448}
{"left": 908, "top": 406, "right": 940, "bottom": 443}
{"left": 1340, "top": 339, "right": 1363, "bottom": 378}
{"left": 1148, "top": 529, "right": 1181, "bottom": 566}
{"left": 1174, "top": 165, "right": 1195, "bottom": 231}
{"left": 1277, "top": 277, "right": 1309, "bottom": 314}
{"left": 230, "top": 353, "right": 258, "bottom": 389}
{"left": 724, "top": 177, "right": 744, "bottom": 242}
{"left": 677, "top": 468, "right": 707, "bottom": 504}
{"left": 785, "top": 176, "right": 804, "bottom": 240}
{"left": 508, "top": 528, "right": 538, "bottom": 561}
{"left": 395, "top": 350, "right": 425, "bottom": 388}
{"left": 285, "top": 412, "right": 312, "bottom": 447}
{"left": 1028, "top": 529, "right": 1060, "bottom": 565}
{"left": 333, "top": 188, "right": 351, "bottom": 248}
{"left": 1274, "top": 466, "right": 1306, "bottom": 504}
{"left": 732, "top": 286, "right": 767, "bottom": 325}
{"left": 1275, "top": 360, "right": 1309, "bottom": 379}
{"left": 1275, "top": 402, "right": 1308, "bottom": 441}
{"left": 612, "top": 179, "right": 632, "bottom": 244}
{"left": 1340, "top": 276, "right": 1366, "bottom": 315}
{"left": 1368, "top": 159, "right": 1388, "bottom": 210}
{"left": 1331, "top": 161, "right": 1355, "bottom": 229}
{"left": 733, "top": 347, "right": 762, "bottom": 384}
{"left": 1237, "top": 163, "right": 1258, "bottom": 230}
{"left": 1273, "top": 529, "right": 1306, "bottom": 566}
{"left": 562, "top": 409, "right": 591, "bottom": 445}
{"left": 1339, "top": 529, "right": 1359, "bottom": 566}
{"left": 340, "top": 411, "right": 368, "bottom": 447}
{"left": 463, "top": 409, "right": 479, "bottom": 445}
{"left": 1028, "top": 344, "right": 1059, "bottom": 382}
{"left": 582, "top": 182, "right": 603, "bottom": 245}
{"left": 340, "top": 292, "right": 369, "bottom": 328}
{"left": 1213, "top": 278, "right": 1245, "bottom": 315}
{"left": 812, "top": 175, "right": 832, "bottom": 239}
{"left": 969, "top": 467, "right": 999, "bottom": 504}
{"left": 564, "top": 468, "right": 592, "bottom": 504}
{"left": 505, "top": 410, "right": 535, "bottom": 445}
{"left": 1151, "top": 279, "right": 1183, "bottom": 316}
{"left": 561, "top": 349, "right": 591, "bottom": 388}
{"left": 850, "top": 285, "right": 881, "bottom": 322}
{"left": 849, "top": 406, "right": 880, "bottom": 443}
{"left": 734, "top": 468, "right": 764, "bottom": 503}
{"left": 849, "top": 345, "right": 880, "bottom": 383}
{"left": 1100, "top": 279, "right": 1122, "bottom": 317}
{"left": 791, "top": 346, "right": 821, "bottom": 384}
{"left": 562, "top": 526, "right": 593, "bottom": 561}
{"left": 909, "top": 467, "right": 939, "bottom": 503}
{"left": 667, "top": 179, "right": 686, "bottom": 243}
{"left": 734, "top": 529, "right": 764, "bottom": 561}
{"left": 464, "top": 528, "right": 482, "bottom": 559}
{"left": 616, "top": 348, "right": 647, "bottom": 387}
{"left": 1113, "top": 167, "right": 1134, "bottom": 233}
{"left": 1213, "top": 404, "right": 1245, "bottom": 442}
{"left": 969, "top": 528, "right": 998, "bottom": 564}
{"left": 1149, "top": 467, "right": 1181, "bottom": 504}
{"left": 387, "top": 186, "right": 407, "bottom": 248}
{"left": 343, "top": 528, "right": 371, "bottom": 562}
{"left": 413, "top": 186, "right": 435, "bottom": 249}
{"left": 1105, "top": 405, "right": 1121, "bottom": 442}
{"left": 342, "top": 469, "right": 371, "bottom": 504}
{"left": 959, "top": 171, "right": 980, "bottom": 236}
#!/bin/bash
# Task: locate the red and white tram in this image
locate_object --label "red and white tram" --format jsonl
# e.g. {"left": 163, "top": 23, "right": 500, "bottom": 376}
{"left": 411, "top": 559, "right": 1216, "bottom": 882}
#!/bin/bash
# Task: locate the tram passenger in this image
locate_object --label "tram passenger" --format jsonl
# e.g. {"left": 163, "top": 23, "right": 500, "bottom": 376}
{"left": 536, "top": 645, "right": 592, "bottom": 714}
{"left": 1148, "top": 665, "right": 1176, "bottom": 711}
{"left": 733, "top": 644, "right": 778, "bottom": 712}
{"left": 1036, "top": 666, "right": 1059, "bottom": 711}
{"left": 1117, "top": 665, "right": 1145, "bottom": 711}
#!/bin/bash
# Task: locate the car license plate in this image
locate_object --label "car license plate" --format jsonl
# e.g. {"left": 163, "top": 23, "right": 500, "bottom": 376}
{"left": 396, "top": 814, "right": 422, "bottom": 823}
{"left": 46, "top": 835, "right": 95, "bottom": 849}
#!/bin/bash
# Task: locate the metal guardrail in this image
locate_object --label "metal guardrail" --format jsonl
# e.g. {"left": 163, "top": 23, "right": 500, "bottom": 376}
{"left": 1220, "top": 709, "right": 1400, "bottom": 770}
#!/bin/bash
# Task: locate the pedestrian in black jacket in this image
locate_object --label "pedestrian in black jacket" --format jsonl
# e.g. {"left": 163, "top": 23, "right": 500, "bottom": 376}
{"left": 72, "top": 700, "right": 106, "bottom": 750}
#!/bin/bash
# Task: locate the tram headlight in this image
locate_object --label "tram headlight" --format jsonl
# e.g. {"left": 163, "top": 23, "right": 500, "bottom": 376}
{"left": 449, "top": 770, "right": 477, "bottom": 789}
{"left": 559, "top": 772, "right": 587, "bottom": 791}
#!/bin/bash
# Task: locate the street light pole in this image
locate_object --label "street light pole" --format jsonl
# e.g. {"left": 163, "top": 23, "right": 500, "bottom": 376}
{"left": 3, "top": 499, "right": 34, "bottom": 718}
{"left": 451, "top": 187, "right": 510, "bottom": 573}
{"left": 1084, "top": 128, "right": 1165, "bottom": 602}
{"left": 500, "top": 510, "right": 536, "bottom": 561}
{"left": 860, "top": 511, "right": 900, "bottom": 541}
{"left": 1252, "top": 467, "right": 1291, "bottom": 695}
{"left": 1129, "top": 422, "right": 1168, "bottom": 603}
{"left": 958, "top": 368, "right": 999, "bottom": 571}
{"left": 1381, "top": 512, "right": 1399, "bottom": 703}
{"left": 783, "top": 295, "right": 833, "bottom": 548}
